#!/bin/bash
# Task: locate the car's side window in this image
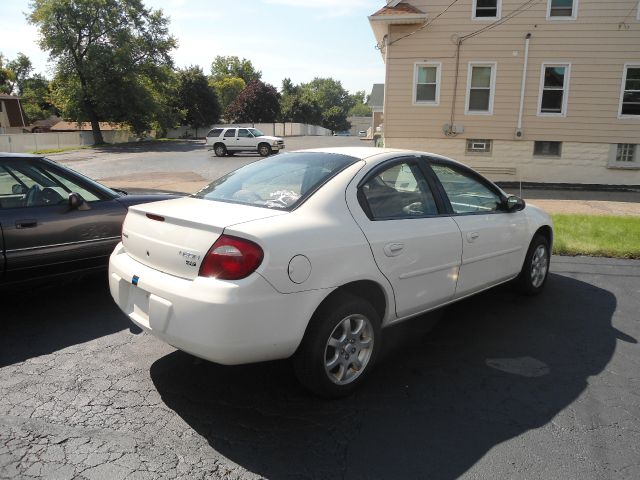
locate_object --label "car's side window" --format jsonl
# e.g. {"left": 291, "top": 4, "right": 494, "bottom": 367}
{"left": 0, "top": 162, "right": 101, "bottom": 209}
{"left": 431, "top": 163, "right": 502, "bottom": 214}
{"left": 238, "top": 129, "right": 250, "bottom": 137}
{"left": 223, "top": 129, "right": 236, "bottom": 137}
{"left": 360, "top": 162, "right": 439, "bottom": 220}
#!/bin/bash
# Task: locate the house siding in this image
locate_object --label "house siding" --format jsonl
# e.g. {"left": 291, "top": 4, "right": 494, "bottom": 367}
{"left": 380, "top": 0, "right": 640, "bottom": 183}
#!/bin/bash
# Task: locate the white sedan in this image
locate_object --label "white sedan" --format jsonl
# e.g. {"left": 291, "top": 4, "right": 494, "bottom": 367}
{"left": 109, "top": 147, "right": 552, "bottom": 397}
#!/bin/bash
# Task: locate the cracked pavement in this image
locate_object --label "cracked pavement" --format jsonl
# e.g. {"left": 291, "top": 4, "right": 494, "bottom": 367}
{"left": 1, "top": 256, "right": 640, "bottom": 479}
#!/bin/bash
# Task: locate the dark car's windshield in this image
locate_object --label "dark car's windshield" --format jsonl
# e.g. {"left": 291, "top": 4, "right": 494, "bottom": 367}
{"left": 193, "top": 152, "right": 359, "bottom": 210}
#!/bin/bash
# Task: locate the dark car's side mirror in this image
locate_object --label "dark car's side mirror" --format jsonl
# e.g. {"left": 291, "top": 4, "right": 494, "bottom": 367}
{"left": 505, "top": 195, "right": 526, "bottom": 212}
{"left": 12, "top": 184, "right": 27, "bottom": 195}
{"left": 69, "top": 192, "right": 89, "bottom": 210}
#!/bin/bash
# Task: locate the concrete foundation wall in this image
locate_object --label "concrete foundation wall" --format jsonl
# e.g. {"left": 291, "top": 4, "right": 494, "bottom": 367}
{"left": 385, "top": 137, "right": 640, "bottom": 185}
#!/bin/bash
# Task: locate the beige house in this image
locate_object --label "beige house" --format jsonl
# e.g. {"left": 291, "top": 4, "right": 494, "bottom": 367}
{"left": 0, "top": 94, "right": 27, "bottom": 134}
{"left": 369, "top": 0, "right": 640, "bottom": 185}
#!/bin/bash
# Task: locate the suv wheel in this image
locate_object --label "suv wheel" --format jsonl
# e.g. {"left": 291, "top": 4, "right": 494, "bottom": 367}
{"left": 214, "top": 144, "right": 227, "bottom": 157}
{"left": 258, "top": 143, "right": 271, "bottom": 157}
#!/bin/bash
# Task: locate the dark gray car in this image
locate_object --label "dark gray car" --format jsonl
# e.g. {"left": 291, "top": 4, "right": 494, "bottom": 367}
{"left": 0, "top": 153, "right": 181, "bottom": 288}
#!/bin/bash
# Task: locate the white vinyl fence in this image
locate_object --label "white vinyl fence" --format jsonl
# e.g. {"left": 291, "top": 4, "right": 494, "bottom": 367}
{"left": 166, "top": 122, "right": 332, "bottom": 139}
{"left": 0, "top": 130, "right": 138, "bottom": 153}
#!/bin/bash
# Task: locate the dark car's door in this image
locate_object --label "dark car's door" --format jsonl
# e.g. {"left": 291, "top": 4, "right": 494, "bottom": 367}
{"left": 0, "top": 157, "right": 127, "bottom": 286}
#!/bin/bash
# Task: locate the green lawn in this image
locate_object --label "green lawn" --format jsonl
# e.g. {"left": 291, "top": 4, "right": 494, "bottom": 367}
{"left": 552, "top": 214, "right": 640, "bottom": 259}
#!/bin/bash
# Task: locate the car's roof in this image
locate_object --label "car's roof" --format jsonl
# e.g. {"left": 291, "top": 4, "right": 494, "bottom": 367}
{"left": 293, "top": 146, "right": 465, "bottom": 165}
{"left": 0, "top": 152, "right": 44, "bottom": 159}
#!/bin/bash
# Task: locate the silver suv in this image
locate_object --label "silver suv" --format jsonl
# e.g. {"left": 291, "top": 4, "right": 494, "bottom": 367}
{"left": 206, "top": 127, "right": 285, "bottom": 157}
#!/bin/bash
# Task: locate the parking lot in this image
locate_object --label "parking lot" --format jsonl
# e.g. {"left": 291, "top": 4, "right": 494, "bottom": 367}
{"left": 2, "top": 255, "right": 640, "bottom": 479}
{"left": 2, "top": 137, "right": 640, "bottom": 479}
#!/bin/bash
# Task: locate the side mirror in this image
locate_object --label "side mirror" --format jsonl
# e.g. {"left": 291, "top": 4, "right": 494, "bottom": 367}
{"left": 68, "top": 192, "right": 89, "bottom": 210}
{"left": 12, "top": 184, "right": 27, "bottom": 195}
{"left": 505, "top": 195, "right": 525, "bottom": 212}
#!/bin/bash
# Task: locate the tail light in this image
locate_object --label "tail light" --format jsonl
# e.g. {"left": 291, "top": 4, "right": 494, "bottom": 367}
{"left": 199, "top": 234, "right": 263, "bottom": 280}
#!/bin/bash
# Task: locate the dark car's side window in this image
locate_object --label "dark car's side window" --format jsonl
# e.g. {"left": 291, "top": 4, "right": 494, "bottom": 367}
{"left": 431, "top": 163, "right": 502, "bottom": 214}
{"left": 238, "top": 129, "right": 251, "bottom": 137}
{"left": 0, "top": 161, "right": 102, "bottom": 209}
{"left": 360, "top": 162, "right": 439, "bottom": 220}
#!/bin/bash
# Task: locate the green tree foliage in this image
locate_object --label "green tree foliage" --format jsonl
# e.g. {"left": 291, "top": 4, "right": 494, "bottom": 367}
{"left": 29, "top": 0, "right": 177, "bottom": 143}
{"left": 210, "top": 56, "right": 261, "bottom": 84}
{"left": 348, "top": 90, "right": 372, "bottom": 117}
{"left": 6, "top": 53, "right": 33, "bottom": 95}
{"left": 21, "top": 74, "right": 58, "bottom": 121}
{"left": 279, "top": 77, "right": 354, "bottom": 132}
{"left": 225, "top": 80, "right": 280, "bottom": 123}
{"left": 210, "top": 76, "right": 245, "bottom": 114}
{"left": 174, "top": 66, "right": 220, "bottom": 129}
{"left": 0, "top": 54, "right": 16, "bottom": 94}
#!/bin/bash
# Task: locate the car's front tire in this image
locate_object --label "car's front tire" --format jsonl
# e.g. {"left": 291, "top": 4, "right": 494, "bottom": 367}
{"left": 516, "top": 234, "right": 550, "bottom": 295}
{"left": 258, "top": 143, "right": 272, "bottom": 157}
{"left": 214, "top": 144, "right": 227, "bottom": 157}
{"left": 293, "top": 293, "right": 381, "bottom": 398}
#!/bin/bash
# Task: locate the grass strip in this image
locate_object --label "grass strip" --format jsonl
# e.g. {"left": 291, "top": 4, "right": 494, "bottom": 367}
{"left": 552, "top": 214, "right": 640, "bottom": 259}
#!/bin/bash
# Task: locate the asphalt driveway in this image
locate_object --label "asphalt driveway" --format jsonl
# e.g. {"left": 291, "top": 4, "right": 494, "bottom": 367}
{"left": 1, "top": 256, "right": 639, "bottom": 479}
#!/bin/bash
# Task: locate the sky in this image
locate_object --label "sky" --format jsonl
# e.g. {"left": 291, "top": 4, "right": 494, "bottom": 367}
{"left": 0, "top": 0, "right": 386, "bottom": 95}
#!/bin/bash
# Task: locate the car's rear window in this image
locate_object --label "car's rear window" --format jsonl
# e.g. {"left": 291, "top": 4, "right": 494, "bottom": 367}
{"left": 207, "top": 128, "right": 223, "bottom": 137}
{"left": 193, "top": 152, "right": 359, "bottom": 210}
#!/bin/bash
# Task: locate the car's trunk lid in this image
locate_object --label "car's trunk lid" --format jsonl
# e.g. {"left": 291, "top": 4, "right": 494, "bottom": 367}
{"left": 122, "top": 197, "right": 285, "bottom": 280}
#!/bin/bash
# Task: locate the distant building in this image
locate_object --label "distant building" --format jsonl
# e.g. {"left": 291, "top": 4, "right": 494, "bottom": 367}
{"left": 367, "top": 83, "right": 385, "bottom": 136}
{"left": 368, "top": 0, "right": 640, "bottom": 185}
{"left": 0, "top": 94, "right": 27, "bottom": 134}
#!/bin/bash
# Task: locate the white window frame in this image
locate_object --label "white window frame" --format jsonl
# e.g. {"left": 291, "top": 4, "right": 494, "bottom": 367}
{"left": 537, "top": 62, "right": 571, "bottom": 117}
{"left": 464, "top": 61, "right": 497, "bottom": 116}
{"left": 618, "top": 63, "right": 640, "bottom": 119}
{"left": 465, "top": 139, "right": 493, "bottom": 154}
{"left": 472, "top": 0, "right": 502, "bottom": 21}
{"left": 546, "top": 0, "right": 579, "bottom": 20}
{"left": 607, "top": 143, "right": 640, "bottom": 169}
{"left": 412, "top": 61, "right": 441, "bottom": 106}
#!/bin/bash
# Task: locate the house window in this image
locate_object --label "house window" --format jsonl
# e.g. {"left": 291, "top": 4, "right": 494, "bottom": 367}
{"left": 619, "top": 64, "right": 640, "bottom": 117}
{"left": 466, "top": 62, "right": 496, "bottom": 114}
{"left": 466, "top": 139, "right": 492, "bottom": 154}
{"left": 473, "top": 0, "right": 501, "bottom": 19}
{"left": 616, "top": 144, "right": 636, "bottom": 162}
{"left": 413, "top": 62, "right": 441, "bottom": 105}
{"left": 547, "top": 0, "right": 578, "bottom": 19}
{"left": 539, "top": 64, "right": 570, "bottom": 116}
{"left": 534, "top": 141, "right": 562, "bottom": 157}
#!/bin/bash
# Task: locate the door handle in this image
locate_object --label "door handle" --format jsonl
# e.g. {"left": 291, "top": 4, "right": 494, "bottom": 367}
{"left": 16, "top": 219, "right": 37, "bottom": 229}
{"left": 467, "top": 231, "right": 480, "bottom": 242}
{"left": 383, "top": 243, "right": 404, "bottom": 257}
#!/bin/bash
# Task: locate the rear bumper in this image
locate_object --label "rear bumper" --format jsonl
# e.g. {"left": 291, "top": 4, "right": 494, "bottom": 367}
{"left": 109, "top": 243, "right": 321, "bottom": 365}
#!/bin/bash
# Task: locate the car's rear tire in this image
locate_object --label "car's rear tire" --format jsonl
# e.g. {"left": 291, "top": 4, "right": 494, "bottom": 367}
{"left": 258, "top": 143, "right": 271, "bottom": 157}
{"left": 214, "top": 144, "right": 227, "bottom": 157}
{"left": 293, "top": 293, "right": 381, "bottom": 398}
{"left": 516, "top": 234, "right": 550, "bottom": 295}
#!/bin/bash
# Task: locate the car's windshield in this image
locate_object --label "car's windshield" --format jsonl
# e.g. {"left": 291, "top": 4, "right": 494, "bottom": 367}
{"left": 248, "top": 128, "right": 265, "bottom": 137}
{"left": 193, "top": 152, "right": 358, "bottom": 210}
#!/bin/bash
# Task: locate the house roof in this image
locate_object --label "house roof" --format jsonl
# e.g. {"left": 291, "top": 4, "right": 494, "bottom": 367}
{"left": 367, "top": 84, "right": 385, "bottom": 108}
{"left": 50, "top": 121, "right": 122, "bottom": 131}
{"left": 0, "top": 95, "right": 27, "bottom": 127}
{"left": 0, "top": 94, "right": 21, "bottom": 100}
{"left": 371, "top": 2, "right": 425, "bottom": 16}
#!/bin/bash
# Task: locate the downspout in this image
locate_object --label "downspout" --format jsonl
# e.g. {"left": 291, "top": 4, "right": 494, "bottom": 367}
{"left": 382, "top": 33, "right": 390, "bottom": 146}
{"left": 17, "top": 99, "right": 26, "bottom": 128}
{"left": 517, "top": 33, "right": 532, "bottom": 131}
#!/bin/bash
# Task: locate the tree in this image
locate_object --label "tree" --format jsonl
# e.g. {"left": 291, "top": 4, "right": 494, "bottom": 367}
{"left": 7, "top": 53, "right": 33, "bottom": 95}
{"left": 0, "top": 54, "right": 15, "bottom": 94}
{"left": 298, "top": 78, "right": 354, "bottom": 132}
{"left": 210, "top": 56, "right": 261, "bottom": 84}
{"left": 225, "top": 80, "right": 280, "bottom": 123}
{"left": 323, "top": 106, "right": 351, "bottom": 134}
{"left": 210, "top": 76, "right": 245, "bottom": 114}
{"left": 348, "top": 90, "right": 372, "bottom": 117}
{"left": 21, "top": 74, "right": 58, "bottom": 121}
{"left": 29, "top": 0, "right": 176, "bottom": 143}
{"left": 174, "top": 66, "right": 220, "bottom": 131}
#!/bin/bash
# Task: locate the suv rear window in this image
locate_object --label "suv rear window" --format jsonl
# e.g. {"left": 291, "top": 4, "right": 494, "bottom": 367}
{"left": 194, "top": 152, "right": 359, "bottom": 210}
{"left": 206, "top": 128, "right": 223, "bottom": 137}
